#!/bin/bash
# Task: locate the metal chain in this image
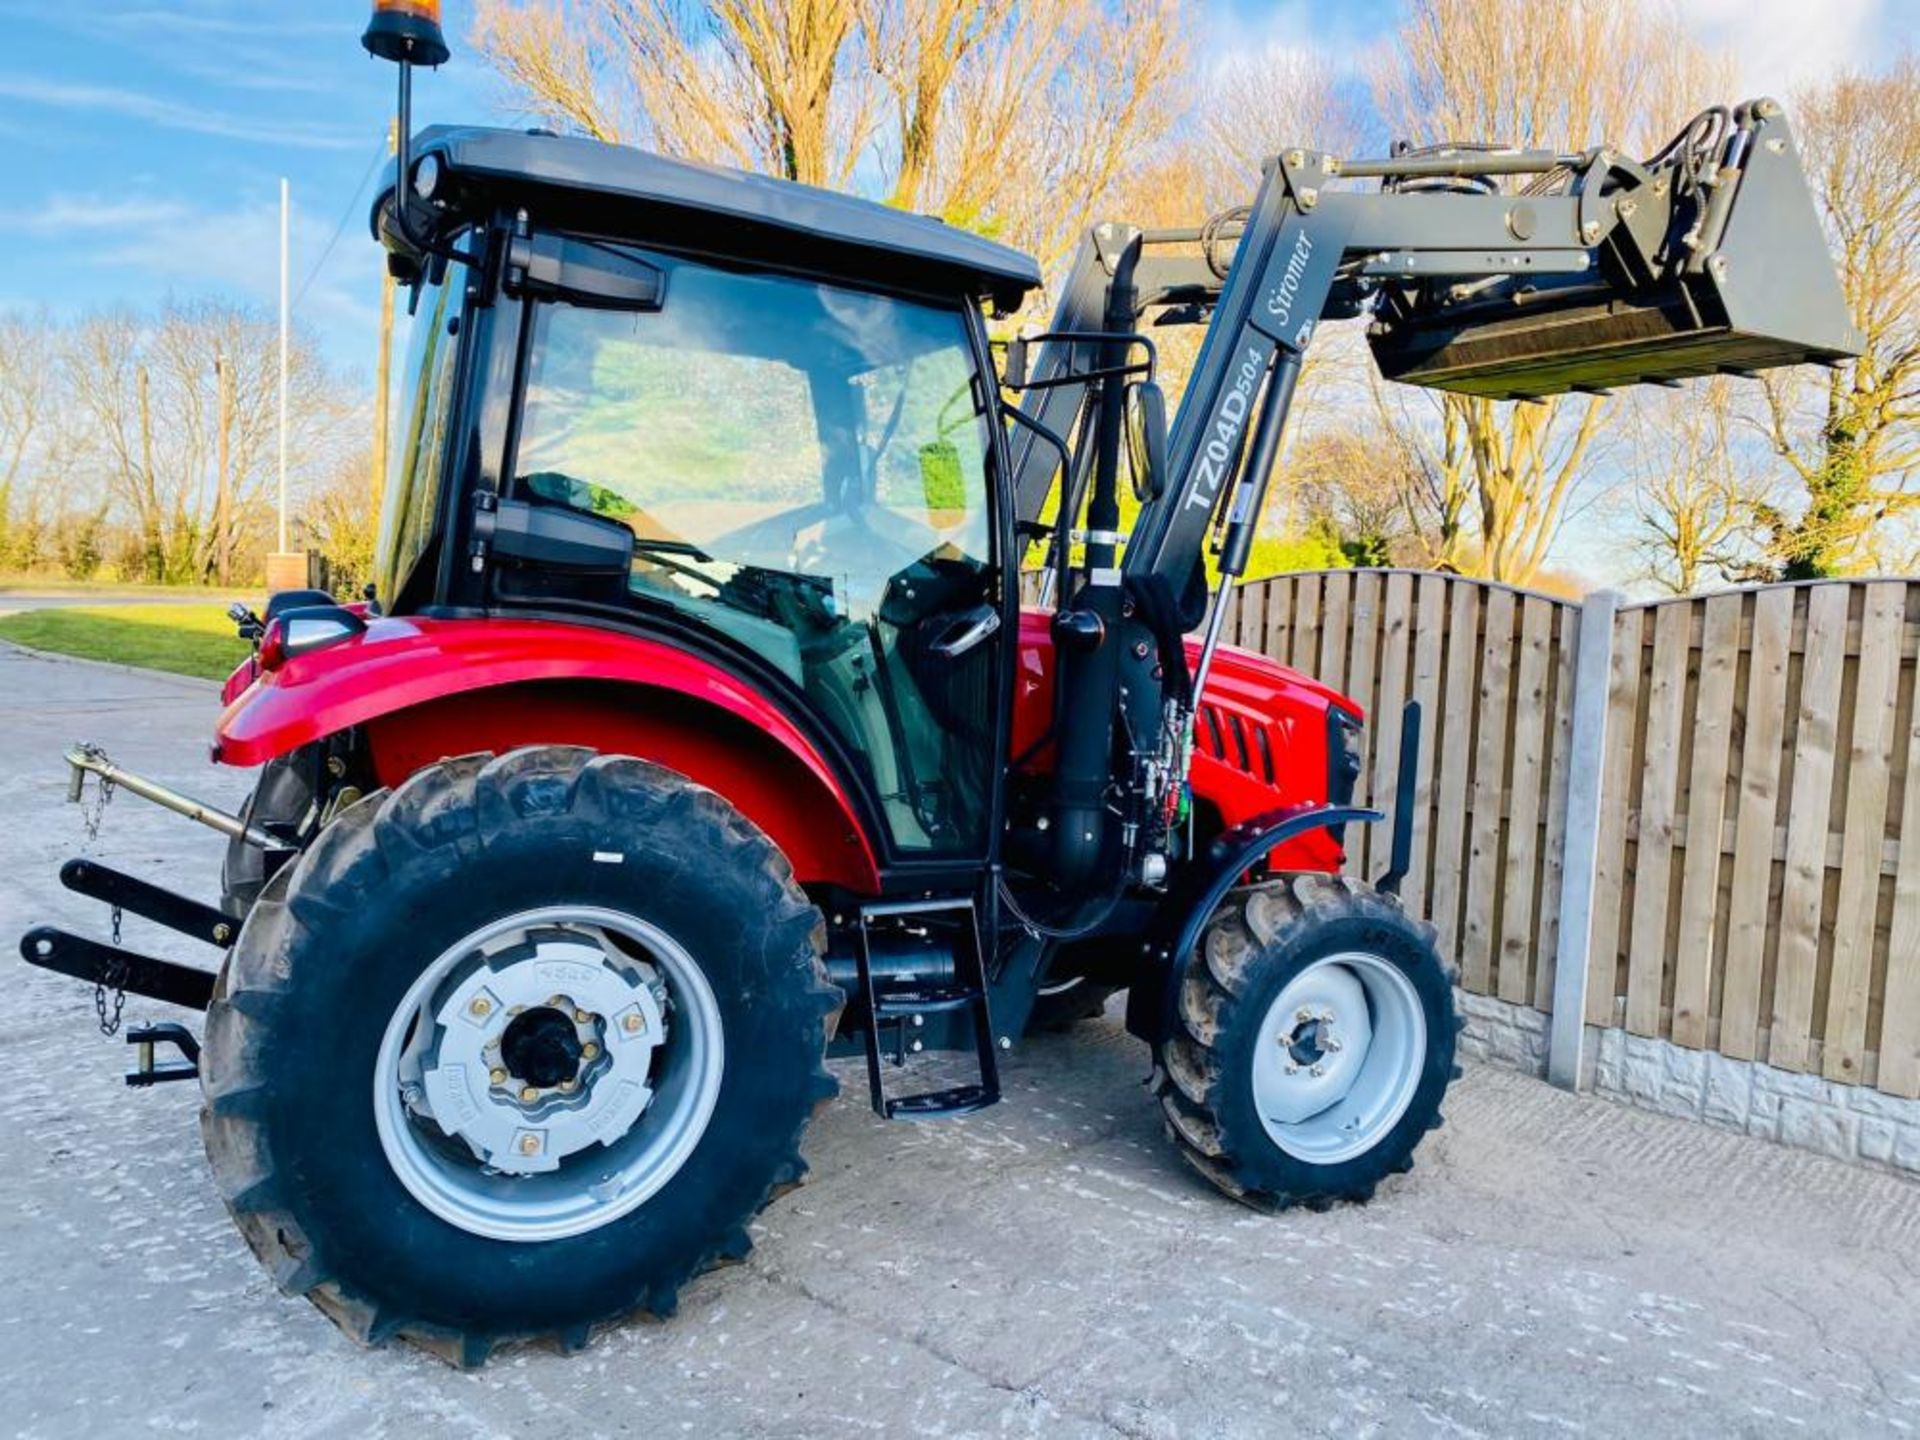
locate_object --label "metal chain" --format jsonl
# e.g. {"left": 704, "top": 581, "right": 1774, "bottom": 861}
{"left": 75, "top": 757, "right": 126, "bottom": 1036}
{"left": 80, "top": 766, "right": 114, "bottom": 846}
{"left": 93, "top": 942, "right": 128, "bottom": 1038}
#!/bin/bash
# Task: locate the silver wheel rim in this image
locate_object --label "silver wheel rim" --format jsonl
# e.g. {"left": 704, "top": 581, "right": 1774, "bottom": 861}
{"left": 372, "top": 905, "right": 725, "bottom": 1243}
{"left": 1250, "top": 952, "right": 1426, "bottom": 1165}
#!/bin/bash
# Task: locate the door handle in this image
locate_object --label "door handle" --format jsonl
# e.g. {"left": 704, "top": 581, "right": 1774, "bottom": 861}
{"left": 928, "top": 603, "right": 1002, "bottom": 659}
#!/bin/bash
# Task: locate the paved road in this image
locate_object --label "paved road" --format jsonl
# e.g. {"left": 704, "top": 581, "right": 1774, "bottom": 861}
{"left": 2, "top": 643, "right": 1917, "bottom": 1439}
{"left": 0, "top": 591, "right": 245, "bottom": 611}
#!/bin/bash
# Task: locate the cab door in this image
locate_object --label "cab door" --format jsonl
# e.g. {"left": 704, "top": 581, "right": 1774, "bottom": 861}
{"left": 499, "top": 242, "right": 1007, "bottom": 861}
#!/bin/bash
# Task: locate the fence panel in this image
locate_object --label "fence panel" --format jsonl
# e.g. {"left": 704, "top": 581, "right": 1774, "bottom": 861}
{"left": 1590, "top": 580, "right": 1920, "bottom": 1093}
{"left": 1023, "top": 567, "right": 1919, "bottom": 1095}
{"left": 1230, "top": 570, "right": 1580, "bottom": 1011}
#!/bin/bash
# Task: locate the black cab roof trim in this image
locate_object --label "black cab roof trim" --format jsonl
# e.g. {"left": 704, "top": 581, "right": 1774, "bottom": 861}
{"left": 390, "top": 125, "right": 1042, "bottom": 309}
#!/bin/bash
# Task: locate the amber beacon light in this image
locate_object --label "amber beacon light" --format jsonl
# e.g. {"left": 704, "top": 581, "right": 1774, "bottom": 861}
{"left": 362, "top": 0, "right": 450, "bottom": 67}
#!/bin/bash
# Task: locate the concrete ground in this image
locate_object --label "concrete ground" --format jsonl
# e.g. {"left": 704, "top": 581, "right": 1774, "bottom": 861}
{"left": 2, "top": 643, "right": 1917, "bottom": 1440}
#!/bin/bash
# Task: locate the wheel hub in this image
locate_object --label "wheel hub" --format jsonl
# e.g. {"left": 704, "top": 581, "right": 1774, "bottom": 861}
{"left": 410, "top": 930, "right": 667, "bottom": 1176}
{"left": 500, "top": 1005, "right": 586, "bottom": 1089}
{"left": 374, "top": 906, "right": 727, "bottom": 1243}
{"left": 1249, "top": 952, "right": 1427, "bottom": 1165}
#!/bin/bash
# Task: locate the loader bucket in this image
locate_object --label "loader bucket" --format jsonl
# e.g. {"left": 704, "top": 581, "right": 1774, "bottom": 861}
{"left": 1369, "top": 106, "right": 1861, "bottom": 398}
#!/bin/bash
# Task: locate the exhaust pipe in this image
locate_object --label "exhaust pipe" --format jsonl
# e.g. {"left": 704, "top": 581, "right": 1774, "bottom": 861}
{"left": 65, "top": 744, "right": 276, "bottom": 850}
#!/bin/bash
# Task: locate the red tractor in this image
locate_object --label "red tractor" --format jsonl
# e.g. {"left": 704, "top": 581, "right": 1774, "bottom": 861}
{"left": 21, "top": 1, "right": 1856, "bottom": 1364}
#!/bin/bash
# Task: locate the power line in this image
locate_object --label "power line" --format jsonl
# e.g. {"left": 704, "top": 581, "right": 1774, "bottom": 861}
{"left": 292, "top": 135, "right": 388, "bottom": 313}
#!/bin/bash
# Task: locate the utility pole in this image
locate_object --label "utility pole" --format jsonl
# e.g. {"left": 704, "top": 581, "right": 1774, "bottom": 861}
{"left": 214, "top": 352, "right": 233, "bottom": 586}
{"left": 137, "top": 364, "right": 159, "bottom": 581}
{"left": 266, "top": 176, "right": 305, "bottom": 593}
{"left": 371, "top": 118, "right": 397, "bottom": 518}
{"left": 278, "top": 176, "right": 290, "bottom": 556}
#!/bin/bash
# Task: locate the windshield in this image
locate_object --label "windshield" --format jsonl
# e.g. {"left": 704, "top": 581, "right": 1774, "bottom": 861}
{"left": 509, "top": 255, "right": 1000, "bottom": 855}
{"left": 375, "top": 265, "right": 462, "bottom": 607}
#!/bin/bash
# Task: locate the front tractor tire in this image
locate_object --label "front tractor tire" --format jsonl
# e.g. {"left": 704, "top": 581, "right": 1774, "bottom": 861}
{"left": 199, "top": 747, "right": 839, "bottom": 1365}
{"left": 1157, "top": 874, "right": 1458, "bottom": 1210}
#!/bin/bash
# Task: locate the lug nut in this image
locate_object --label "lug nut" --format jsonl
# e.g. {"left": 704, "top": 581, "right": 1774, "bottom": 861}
{"left": 469, "top": 996, "right": 492, "bottom": 1019}
{"left": 623, "top": 1012, "right": 646, "bottom": 1035}
{"left": 574, "top": 1009, "right": 592, "bottom": 1024}
{"left": 558, "top": 1079, "right": 577, "bottom": 1093}
{"left": 1325, "top": 1038, "right": 1343, "bottom": 1053}
{"left": 1296, "top": 1007, "right": 1314, "bottom": 1023}
{"left": 489, "top": 1067, "right": 507, "bottom": 1085}
{"left": 520, "top": 1086, "right": 540, "bottom": 1103}
{"left": 1310, "top": 1063, "right": 1326, "bottom": 1077}
{"left": 1286, "top": 1062, "right": 1299, "bottom": 1075}
{"left": 581, "top": 1042, "right": 600, "bottom": 1060}
{"left": 518, "top": 1133, "right": 541, "bottom": 1156}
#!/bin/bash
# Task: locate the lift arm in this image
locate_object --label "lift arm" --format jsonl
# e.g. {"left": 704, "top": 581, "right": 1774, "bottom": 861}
{"left": 1016, "top": 99, "right": 1859, "bottom": 641}
{"left": 1005, "top": 99, "right": 1856, "bottom": 909}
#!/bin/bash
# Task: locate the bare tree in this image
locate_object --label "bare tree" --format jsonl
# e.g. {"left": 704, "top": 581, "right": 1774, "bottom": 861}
{"left": 472, "top": 0, "right": 1185, "bottom": 263}
{"left": 1287, "top": 425, "right": 1426, "bottom": 566}
{"left": 61, "top": 303, "right": 359, "bottom": 584}
{"left": 1756, "top": 58, "right": 1920, "bottom": 578}
{"left": 1625, "top": 377, "right": 1768, "bottom": 593}
{"left": 1194, "top": 44, "right": 1369, "bottom": 212}
{"left": 0, "top": 312, "right": 56, "bottom": 566}
{"left": 1371, "top": 0, "right": 1727, "bottom": 584}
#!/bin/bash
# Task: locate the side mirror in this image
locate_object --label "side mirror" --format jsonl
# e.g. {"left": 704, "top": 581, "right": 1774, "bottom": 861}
{"left": 1001, "top": 335, "right": 1029, "bottom": 390}
{"left": 484, "top": 497, "right": 635, "bottom": 575}
{"left": 1126, "top": 380, "right": 1169, "bottom": 502}
{"left": 506, "top": 235, "right": 666, "bottom": 312}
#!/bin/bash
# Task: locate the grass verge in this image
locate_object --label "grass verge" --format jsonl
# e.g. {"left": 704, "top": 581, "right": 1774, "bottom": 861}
{"left": 0, "top": 604, "right": 250, "bottom": 681}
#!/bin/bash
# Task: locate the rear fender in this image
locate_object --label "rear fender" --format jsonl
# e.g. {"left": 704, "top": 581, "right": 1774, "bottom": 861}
{"left": 214, "top": 615, "right": 881, "bottom": 893}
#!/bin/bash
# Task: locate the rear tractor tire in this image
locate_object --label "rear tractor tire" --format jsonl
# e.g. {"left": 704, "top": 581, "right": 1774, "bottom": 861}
{"left": 198, "top": 746, "right": 840, "bottom": 1365}
{"left": 1157, "top": 873, "right": 1458, "bottom": 1210}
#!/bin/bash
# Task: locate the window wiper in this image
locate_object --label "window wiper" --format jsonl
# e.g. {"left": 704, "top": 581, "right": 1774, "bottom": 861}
{"left": 631, "top": 536, "right": 714, "bottom": 564}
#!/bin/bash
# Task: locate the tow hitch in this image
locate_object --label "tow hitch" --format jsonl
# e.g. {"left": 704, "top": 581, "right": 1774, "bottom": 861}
{"left": 126, "top": 1023, "right": 201, "bottom": 1087}
{"left": 17, "top": 746, "right": 273, "bottom": 1080}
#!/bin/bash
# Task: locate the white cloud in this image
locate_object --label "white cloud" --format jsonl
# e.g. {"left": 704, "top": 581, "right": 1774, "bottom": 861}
{"left": 85, "top": 192, "right": 382, "bottom": 372}
{"left": 1670, "top": 0, "right": 1890, "bottom": 94}
{"left": 10, "top": 194, "right": 196, "bottom": 235}
{"left": 0, "top": 76, "right": 363, "bottom": 151}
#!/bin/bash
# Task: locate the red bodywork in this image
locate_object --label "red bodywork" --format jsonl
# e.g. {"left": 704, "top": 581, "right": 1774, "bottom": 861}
{"left": 215, "top": 609, "right": 1357, "bottom": 893}
{"left": 1009, "top": 611, "right": 1355, "bottom": 875}
{"left": 216, "top": 616, "right": 881, "bottom": 893}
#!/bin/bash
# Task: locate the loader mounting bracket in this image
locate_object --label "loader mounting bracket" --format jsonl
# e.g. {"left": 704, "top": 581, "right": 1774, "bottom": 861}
{"left": 1125, "top": 804, "right": 1382, "bottom": 1046}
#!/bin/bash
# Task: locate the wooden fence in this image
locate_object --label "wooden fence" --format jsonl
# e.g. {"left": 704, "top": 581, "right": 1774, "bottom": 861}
{"left": 1217, "top": 571, "right": 1920, "bottom": 1101}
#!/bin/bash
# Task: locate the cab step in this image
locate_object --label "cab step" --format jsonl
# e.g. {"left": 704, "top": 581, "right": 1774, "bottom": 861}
{"left": 854, "top": 898, "right": 1001, "bottom": 1120}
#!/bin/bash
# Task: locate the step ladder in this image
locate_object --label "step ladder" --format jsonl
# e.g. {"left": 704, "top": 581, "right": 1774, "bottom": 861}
{"left": 854, "top": 897, "right": 1000, "bottom": 1120}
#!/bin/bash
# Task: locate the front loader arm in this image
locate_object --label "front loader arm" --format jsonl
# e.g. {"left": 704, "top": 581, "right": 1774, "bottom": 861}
{"left": 1018, "top": 100, "right": 1859, "bottom": 653}
{"left": 1002, "top": 99, "right": 1856, "bottom": 920}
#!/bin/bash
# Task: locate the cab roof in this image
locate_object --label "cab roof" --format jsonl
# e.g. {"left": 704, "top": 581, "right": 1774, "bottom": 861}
{"left": 396, "top": 126, "right": 1043, "bottom": 312}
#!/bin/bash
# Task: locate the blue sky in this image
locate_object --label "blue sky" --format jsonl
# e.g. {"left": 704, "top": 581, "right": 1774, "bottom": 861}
{"left": 1, "top": 0, "right": 1906, "bottom": 375}
{"left": 0, "top": 0, "right": 1910, "bottom": 585}
{"left": 0, "top": 0, "right": 501, "bottom": 382}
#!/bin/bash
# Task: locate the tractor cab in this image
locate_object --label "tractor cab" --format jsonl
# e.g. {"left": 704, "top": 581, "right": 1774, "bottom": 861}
{"left": 378, "top": 127, "right": 1041, "bottom": 862}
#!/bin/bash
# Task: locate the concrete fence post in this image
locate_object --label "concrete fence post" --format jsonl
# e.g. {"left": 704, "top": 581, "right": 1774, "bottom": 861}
{"left": 1546, "top": 588, "right": 1621, "bottom": 1091}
